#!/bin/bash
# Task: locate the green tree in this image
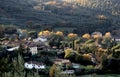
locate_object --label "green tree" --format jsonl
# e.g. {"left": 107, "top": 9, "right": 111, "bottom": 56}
{"left": 12, "top": 54, "right": 25, "bottom": 77}
{"left": 0, "top": 57, "right": 12, "bottom": 77}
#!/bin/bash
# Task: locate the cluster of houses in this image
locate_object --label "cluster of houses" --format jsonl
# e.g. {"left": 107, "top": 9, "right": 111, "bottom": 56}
{"left": 1, "top": 29, "right": 120, "bottom": 75}
{"left": 0, "top": 29, "right": 74, "bottom": 72}
{"left": 1, "top": 36, "right": 48, "bottom": 54}
{"left": 0, "top": 29, "right": 50, "bottom": 70}
{"left": 54, "top": 59, "right": 81, "bottom": 74}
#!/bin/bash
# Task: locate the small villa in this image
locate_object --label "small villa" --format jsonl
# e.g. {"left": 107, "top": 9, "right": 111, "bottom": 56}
{"left": 24, "top": 63, "right": 33, "bottom": 69}
{"left": 24, "top": 61, "right": 45, "bottom": 70}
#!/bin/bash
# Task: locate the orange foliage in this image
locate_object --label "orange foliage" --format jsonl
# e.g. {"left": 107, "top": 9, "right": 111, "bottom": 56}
{"left": 82, "top": 54, "right": 91, "bottom": 61}
{"left": 105, "top": 32, "right": 111, "bottom": 38}
{"left": 82, "top": 33, "right": 91, "bottom": 39}
{"left": 55, "top": 31, "right": 63, "bottom": 36}
{"left": 38, "top": 30, "right": 51, "bottom": 37}
{"left": 93, "top": 34, "right": 101, "bottom": 39}
{"left": 64, "top": 48, "right": 73, "bottom": 58}
{"left": 98, "top": 48, "right": 107, "bottom": 52}
{"left": 67, "top": 33, "right": 77, "bottom": 38}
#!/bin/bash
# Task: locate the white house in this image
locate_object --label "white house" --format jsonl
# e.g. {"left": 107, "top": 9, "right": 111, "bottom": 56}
{"left": 24, "top": 63, "right": 34, "bottom": 69}
{"left": 29, "top": 47, "right": 38, "bottom": 55}
{"left": 34, "top": 64, "right": 45, "bottom": 69}
{"left": 24, "top": 62, "right": 45, "bottom": 70}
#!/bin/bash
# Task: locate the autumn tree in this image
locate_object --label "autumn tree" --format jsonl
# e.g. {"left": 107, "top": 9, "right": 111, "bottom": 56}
{"left": 104, "top": 32, "right": 111, "bottom": 38}
{"left": 67, "top": 33, "right": 78, "bottom": 41}
{"left": 82, "top": 33, "right": 91, "bottom": 39}
{"left": 82, "top": 54, "right": 92, "bottom": 61}
{"left": 64, "top": 48, "right": 73, "bottom": 58}
{"left": 102, "top": 32, "right": 112, "bottom": 49}
{"left": 49, "top": 64, "right": 57, "bottom": 77}
{"left": 55, "top": 31, "right": 63, "bottom": 36}
{"left": 38, "top": 30, "right": 52, "bottom": 38}
{"left": 93, "top": 34, "right": 101, "bottom": 39}
{"left": 67, "top": 33, "right": 78, "bottom": 49}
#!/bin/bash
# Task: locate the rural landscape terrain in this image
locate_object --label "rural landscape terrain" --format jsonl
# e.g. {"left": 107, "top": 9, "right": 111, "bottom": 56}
{"left": 0, "top": 0, "right": 120, "bottom": 77}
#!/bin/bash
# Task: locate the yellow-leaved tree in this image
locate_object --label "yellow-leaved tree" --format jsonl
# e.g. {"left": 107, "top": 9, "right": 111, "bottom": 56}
{"left": 82, "top": 33, "right": 91, "bottom": 39}
{"left": 64, "top": 48, "right": 73, "bottom": 58}
{"left": 104, "top": 32, "right": 111, "bottom": 38}
{"left": 49, "top": 64, "right": 57, "bottom": 77}
{"left": 38, "top": 30, "right": 51, "bottom": 37}
{"left": 68, "top": 33, "right": 77, "bottom": 39}
{"left": 82, "top": 54, "right": 92, "bottom": 61}
{"left": 67, "top": 33, "right": 78, "bottom": 49}
{"left": 55, "top": 31, "right": 63, "bottom": 36}
{"left": 93, "top": 34, "right": 101, "bottom": 39}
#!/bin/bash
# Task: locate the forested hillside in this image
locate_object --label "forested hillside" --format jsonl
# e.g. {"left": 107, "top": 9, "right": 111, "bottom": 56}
{"left": 0, "top": 0, "right": 119, "bottom": 35}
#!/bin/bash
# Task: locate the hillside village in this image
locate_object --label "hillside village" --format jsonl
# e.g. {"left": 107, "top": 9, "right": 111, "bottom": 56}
{"left": 0, "top": 0, "right": 120, "bottom": 77}
{"left": 0, "top": 26, "right": 120, "bottom": 77}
